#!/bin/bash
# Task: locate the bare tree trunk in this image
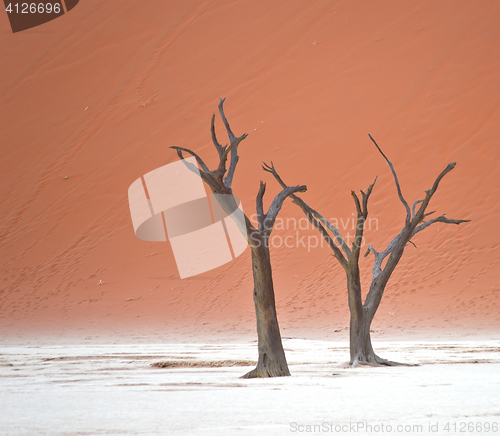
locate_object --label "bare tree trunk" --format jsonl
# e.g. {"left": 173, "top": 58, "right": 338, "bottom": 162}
{"left": 243, "top": 231, "right": 290, "bottom": 378}
{"left": 346, "top": 270, "right": 379, "bottom": 366}
{"left": 347, "top": 268, "right": 407, "bottom": 366}
{"left": 172, "top": 100, "right": 304, "bottom": 378}
{"left": 349, "top": 312, "right": 376, "bottom": 366}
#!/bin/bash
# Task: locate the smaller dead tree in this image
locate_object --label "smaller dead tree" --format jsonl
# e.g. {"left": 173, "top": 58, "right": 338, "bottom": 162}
{"left": 265, "top": 134, "right": 469, "bottom": 367}
{"left": 171, "top": 99, "right": 306, "bottom": 377}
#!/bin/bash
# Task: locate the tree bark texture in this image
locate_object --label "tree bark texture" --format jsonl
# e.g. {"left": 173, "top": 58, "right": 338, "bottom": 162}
{"left": 242, "top": 230, "right": 290, "bottom": 378}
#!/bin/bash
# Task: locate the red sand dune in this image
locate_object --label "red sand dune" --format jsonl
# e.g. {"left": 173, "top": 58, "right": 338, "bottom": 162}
{"left": 1, "top": 1, "right": 499, "bottom": 341}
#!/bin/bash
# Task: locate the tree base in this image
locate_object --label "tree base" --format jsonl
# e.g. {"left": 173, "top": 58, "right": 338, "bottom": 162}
{"left": 241, "top": 362, "right": 291, "bottom": 378}
{"left": 350, "top": 353, "right": 416, "bottom": 368}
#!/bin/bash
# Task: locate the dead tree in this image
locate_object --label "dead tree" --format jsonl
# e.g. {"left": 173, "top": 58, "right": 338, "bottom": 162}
{"left": 171, "top": 99, "right": 306, "bottom": 377}
{"left": 264, "top": 134, "right": 469, "bottom": 367}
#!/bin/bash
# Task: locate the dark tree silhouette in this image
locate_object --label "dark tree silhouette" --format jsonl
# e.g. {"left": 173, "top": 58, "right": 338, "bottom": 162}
{"left": 264, "top": 134, "right": 469, "bottom": 367}
{"left": 171, "top": 99, "right": 306, "bottom": 377}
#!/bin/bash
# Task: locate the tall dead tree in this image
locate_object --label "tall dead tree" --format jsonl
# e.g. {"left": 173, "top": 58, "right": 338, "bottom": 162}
{"left": 171, "top": 99, "right": 306, "bottom": 377}
{"left": 265, "top": 134, "right": 469, "bottom": 367}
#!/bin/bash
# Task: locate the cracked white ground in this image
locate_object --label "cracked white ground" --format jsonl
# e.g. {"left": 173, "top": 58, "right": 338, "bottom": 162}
{"left": 1, "top": 339, "right": 499, "bottom": 435}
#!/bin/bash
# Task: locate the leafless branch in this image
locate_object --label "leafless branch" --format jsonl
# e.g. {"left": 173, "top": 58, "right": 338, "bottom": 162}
{"left": 224, "top": 153, "right": 240, "bottom": 189}
{"left": 263, "top": 161, "right": 352, "bottom": 259}
{"left": 295, "top": 204, "right": 348, "bottom": 270}
{"left": 169, "top": 146, "right": 221, "bottom": 192}
{"left": 262, "top": 161, "right": 287, "bottom": 189}
{"left": 171, "top": 99, "right": 248, "bottom": 192}
{"left": 210, "top": 113, "right": 224, "bottom": 158}
{"left": 351, "top": 179, "right": 377, "bottom": 257}
{"left": 305, "top": 207, "right": 352, "bottom": 258}
{"left": 367, "top": 228, "right": 406, "bottom": 279}
{"left": 263, "top": 185, "right": 307, "bottom": 233}
{"left": 170, "top": 146, "right": 211, "bottom": 173}
{"left": 412, "top": 215, "right": 470, "bottom": 237}
{"left": 351, "top": 191, "right": 363, "bottom": 217}
{"left": 361, "top": 177, "right": 377, "bottom": 215}
{"left": 412, "top": 162, "right": 456, "bottom": 224}
{"left": 218, "top": 98, "right": 236, "bottom": 142}
{"left": 217, "top": 99, "right": 248, "bottom": 189}
{"left": 256, "top": 182, "right": 266, "bottom": 231}
{"left": 369, "top": 134, "right": 411, "bottom": 223}
{"left": 428, "top": 163, "right": 456, "bottom": 197}
{"left": 412, "top": 200, "right": 424, "bottom": 219}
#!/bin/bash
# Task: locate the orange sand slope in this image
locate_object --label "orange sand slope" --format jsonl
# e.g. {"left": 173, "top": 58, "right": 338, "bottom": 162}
{"left": 1, "top": 1, "right": 499, "bottom": 340}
